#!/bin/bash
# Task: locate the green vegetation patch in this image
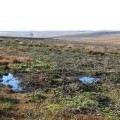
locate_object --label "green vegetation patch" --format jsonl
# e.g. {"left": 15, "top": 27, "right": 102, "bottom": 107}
{"left": 59, "top": 92, "right": 98, "bottom": 109}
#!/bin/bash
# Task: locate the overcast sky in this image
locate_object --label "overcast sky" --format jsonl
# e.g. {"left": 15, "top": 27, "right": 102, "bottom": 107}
{"left": 0, "top": 0, "right": 120, "bottom": 30}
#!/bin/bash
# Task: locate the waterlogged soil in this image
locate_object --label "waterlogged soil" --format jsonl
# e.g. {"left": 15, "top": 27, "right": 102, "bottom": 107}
{"left": 0, "top": 37, "right": 120, "bottom": 120}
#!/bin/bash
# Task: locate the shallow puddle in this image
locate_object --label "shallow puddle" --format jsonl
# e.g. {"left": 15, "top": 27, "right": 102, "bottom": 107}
{"left": 0, "top": 73, "right": 22, "bottom": 92}
{"left": 79, "top": 76, "right": 100, "bottom": 84}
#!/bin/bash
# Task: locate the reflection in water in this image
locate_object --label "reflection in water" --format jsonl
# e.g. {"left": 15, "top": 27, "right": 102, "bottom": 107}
{"left": 79, "top": 76, "right": 100, "bottom": 84}
{"left": 0, "top": 73, "right": 22, "bottom": 92}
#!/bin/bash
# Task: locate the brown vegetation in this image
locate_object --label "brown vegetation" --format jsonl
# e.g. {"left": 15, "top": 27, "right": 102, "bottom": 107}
{"left": 0, "top": 55, "right": 31, "bottom": 65}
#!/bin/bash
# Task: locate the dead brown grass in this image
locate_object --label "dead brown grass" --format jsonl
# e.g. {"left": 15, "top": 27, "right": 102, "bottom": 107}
{"left": 84, "top": 46, "right": 120, "bottom": 54}
{"left": 0, "top": 55, "right": 32, "bottom": 65}
{"left": 80, "top": 36, "right": 120, "bottom": 45}
{"left": 76, "top": 115, "right": 107, "bottom": 120}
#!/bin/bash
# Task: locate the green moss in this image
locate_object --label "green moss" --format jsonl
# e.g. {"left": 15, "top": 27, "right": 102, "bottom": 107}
{"left": 12, "top": 57, "right": 56, "bottom": 73}
{"left": 59, "top": 92, "right": 98, "bottom": 109}
{"left": 46, "top": 104, "right": 62, "bottom": 112}
{"left": 101, "top": 107, "right": 120, "bottom": 120}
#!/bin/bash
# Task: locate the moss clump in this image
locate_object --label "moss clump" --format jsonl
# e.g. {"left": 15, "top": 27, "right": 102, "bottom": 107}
{"left": 101, "top": 107, "right": 120, "bottom": 120}
{"left": 46, "top": 104, "right": 62, "bottom": 112}
{"left": 12, "top": 57, "right": 56, "bottom": 73}
{"left": 59, "top": 92, "right": 98, "bottom": 109}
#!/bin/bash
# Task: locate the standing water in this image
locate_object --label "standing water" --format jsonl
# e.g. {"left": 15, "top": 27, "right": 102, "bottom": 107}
{"left": 0, "top": 73, "right": 22, "bottom": 92}
{"left": 79, "top": 76, "right": 100, "bottom": 84}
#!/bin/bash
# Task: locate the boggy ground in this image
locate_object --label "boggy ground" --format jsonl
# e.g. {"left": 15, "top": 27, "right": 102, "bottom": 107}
{"left": 0, "top": 37, "right": 120, "bottom": 120}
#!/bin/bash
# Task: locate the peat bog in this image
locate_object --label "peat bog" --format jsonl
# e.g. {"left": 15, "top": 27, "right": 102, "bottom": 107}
{"left": 0, "top": 37, "right": 120, "bottom": 120}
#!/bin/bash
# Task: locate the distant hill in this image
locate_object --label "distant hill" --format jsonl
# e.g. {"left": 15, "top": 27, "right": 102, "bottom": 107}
{"left": 0, "top": 31, "right": 91, "bottom": 38}
{"left": 0, "top": 31, "right": 120, "bottom": 40}
{"left": 54, "top": 31, "right": 120, "bottom": 40}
